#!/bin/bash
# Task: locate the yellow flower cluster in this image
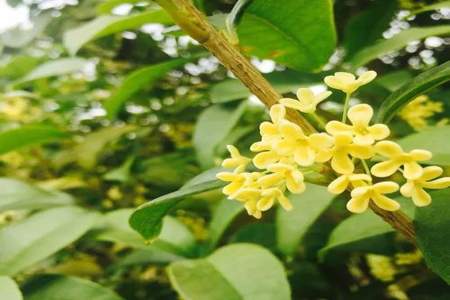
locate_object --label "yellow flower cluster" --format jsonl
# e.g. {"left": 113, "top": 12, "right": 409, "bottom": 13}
{"left": 217, "top": 71, "right": 450, "bottom": 218}
{"left": 399, "top": 95, "right": 443, "bottom": 130}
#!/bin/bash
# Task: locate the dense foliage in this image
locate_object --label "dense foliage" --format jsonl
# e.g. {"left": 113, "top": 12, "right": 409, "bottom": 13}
{"left": 0, "top": 0, "right": 449, "bottom": 299}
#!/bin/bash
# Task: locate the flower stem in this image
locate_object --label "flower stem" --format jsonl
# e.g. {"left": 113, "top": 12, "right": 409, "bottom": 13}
{"left": 361, "top": 159, "right": 372, "bottom": 178}
{"left": 342, "top": 93, "right": 351, "bottom": 123}
{"left": 311, "top": 112, "right": 326, "bottom": 130}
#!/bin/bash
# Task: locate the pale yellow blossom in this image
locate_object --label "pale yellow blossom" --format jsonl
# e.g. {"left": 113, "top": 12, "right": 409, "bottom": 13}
{"left": 327, "top": 133, "right": 374, "bottom": 174}
{"left": 347, "top": 181, "right": 400, "bottom": 213}
{"left": 326, "top": 104, "right": 390, "bottom": 145}
{"left": 280, "top": 88, "right": 331, "bottom": 113}
{"left": 371, "top": 141, "right": 432, "bottom": 180}
{"left": 400, "top": 166, "right": 450, "bottom": 206}
{"left": 399, "top": 95, "right": 443, "bottom": 130}
{"left": 328, "top": 173, "right": 371, "bottom": 194}
{"left": 221, "top": 145, "right": 251, "bottom": 172}
{"left": 266, "top": 163, "right": 305, "bottom": 193}
{"left": 276, "top": 121, "right": 333, "bottom": 166}
{"left": 324, "top": 71, "right": 377, "bottom": 94}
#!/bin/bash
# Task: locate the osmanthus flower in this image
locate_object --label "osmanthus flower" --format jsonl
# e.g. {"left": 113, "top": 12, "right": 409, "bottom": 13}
{"left": 347, "top": 181, "right": 400, "bottom": 213}
{"left": 326, "top": 104, "right": 390, "bottom": 145}
{"left": 328, "top": 173, "right": 372, "bottom": 194}
{"left": 266, "top": 163, "right": 305, "bottom": 193}
{"left": 326, "top": 133, "right": 374, "bottom": 174}
{"left": 324, "top": 71, "right": 377, "bottom": 94}
{"left": 276, "top": 121, "right": 334, "bottom": 166}
{"left": 371, "top": 141, "right": 432, "bottom": 180}
{"left": 221, "top": 145, "right": 250, "bottom": 172}
{"left": 280, "top": 88, "right": 332, "bottom": 113}
{"left": 400, "top": 166, "right": 450, "bottom": 206}
{"left": 216, "top": 171, "right": 247, "bottom": 196}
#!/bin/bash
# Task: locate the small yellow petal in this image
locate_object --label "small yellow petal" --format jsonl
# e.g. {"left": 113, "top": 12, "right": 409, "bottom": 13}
{"left": 371, "top": 160, "right": 402, "bottom": 178}
{"left": 368, "top": 124, "right": 390, "bottom": 140}
{"left": 374, "top": 141, "right": 403, "bottom": 157}
{"left": 409, "top": 149, "right": 432, "bottom": 162}
{"left": 400, "top": 182, "right": 414, "bottom": 198}
{"left": 253, "top": 151, "right": 279, "bottom": 169}
{"left": 349, "top": 144, "right": 374, "bottom": 159}
{"left": 331, "top": 150, "right": 354, "bottom": 174}
{"left": 411, "top": 187, "right": 431, "bottom": 207}
{"left": 328, "top": 175, "right": 349, "bottom": 194}
{"left": 357, "top": 70, "right": 377, "bottom": 85}
{"left": 257, "top": 197, "right": 274, "bottom": 211}
{"left": 326, "top": 120, "right": 353, "bottom": 136}
{"left": 373, "top": 181, "right": 399, "bottom": 194}
{"left": 269, "top": 104, "right": 285, "bottom": 123}
{"left": 422, "top": 177, "right": 450, "bottom": 189}
{"left": 421, "top": 166, "right": 443, "bottom": 181}
{"left": 347, "top": 104, "right": 373, "bottom": 126}
{"left": 346, "top": 196, "right": 370, "bottom": 213}
{"left": 372, "top": 194, "right": 400, "bottom": 211}
{"left": 403, "top": 162, "right": 423, "bottom": 180}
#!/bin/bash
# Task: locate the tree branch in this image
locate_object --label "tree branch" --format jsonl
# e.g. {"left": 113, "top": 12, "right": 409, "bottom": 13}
{"left": 157, "top": 0, "right": 416, "bottom": 241}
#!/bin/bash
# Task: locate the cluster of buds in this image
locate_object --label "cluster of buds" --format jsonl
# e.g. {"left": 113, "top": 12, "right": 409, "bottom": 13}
{"left": 217, "top": 71, "right": 450, "bottom": 218}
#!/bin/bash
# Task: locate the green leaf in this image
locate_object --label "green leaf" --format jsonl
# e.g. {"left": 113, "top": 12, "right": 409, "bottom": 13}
{"left": 343, "top": 0, "right": 397, "bottom": 58}
{"left": 0, "top": 125, "right": 68, "bottom": 155}
{"left": 96, "top": 0, "right": 142, "bottom": 14}
{"left": 96, "top": 209, "right": 196, "bottom": 256}
{"left": 375, "top": 70, "right": 413, "bottom": 92}
{"left": 0, "top": 206, "right": 98, "bottom": 275}
{"left": 18, "top": 58, "right": 90, "bottom": 83}
{"left": 319, "top": 198, "right": 414, "bottom": 258}
{"left": 0, "top": 55, "right": 41, "bottom": 79}
{"left": 117, "top": 248, "right": 184, "bottom": 267}
{"left": 407, "top": 1, "right": 450, "bottom": 17}
{"left": 276, "top": 184, "right": 334, "bottom": 256}
{"left": 349, "top": 26, "right": 450, "bottom": 68}
{"left": 193, "top": 102, "right": 247, "bottom": 168}
{"left": 415, "top": 189, "right": 450, "bottom": 284}
{"left": 130, "top": 175, "right": 225, "bottom": 241}
{"left": 0, "top": 276, "right": 22, "bottom": 300}
{"left": 63, "top": 9, "right": 173, "bottom": 55}
{"left": 237, "top": 0, "right": 336, "bottom": 71}
{"left": 168, "top": 244, "right": 291, "bottom": 300}
{"left": 23, "top": 274, "right": 123, "bottom": 300}
{"left": 208, "top": 198, "right": 243, "bottom": 249}
{"left": 55, "top": 125, "right": 134, "bottom": 169}
{"left": 397, "top": 126, "right": 450, "bottom": 166}
{"left": 0, "top": 178, "right": 73, "bottom": 212}
{"left": 377, "top": 61, "right": 450, "bottom": 123}
{"left": 105, "top": 58, "right": 188, "bottom": 119}
{"left": 210, "top": 70, "right": 321, "bottom": 103}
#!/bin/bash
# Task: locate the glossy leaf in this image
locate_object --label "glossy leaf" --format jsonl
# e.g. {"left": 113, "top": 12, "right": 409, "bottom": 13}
{"left": 415, "top": 189, "right": 450, "bottom": 284}
{"left": 0, "top": 178, "right": 73, "bottom": 212}
{"left": 0, "top": 276, "right": 22, "bottom": 300}
{"left": 23, "top": 274, "right": 123, "bottom": 300}
{"left": 319, "top": 198, "right": 414, "bottom": 258}
{"left": 349, "top": 26, "right": 450, "bottom": 68}
{"left": 377, "top": 61, "right": 450, "bottom": 123}
{"left": 130, "top": 175, "right": 225, "bottom": 241}
{"left": 0, "top": 207, "right": 98, "bottom": 275}
{"left": 343, "top": 0, "right": 397, "bottom": 58}
{"left": 407, "top": 1, "right": 450, "bottom": 17}
{"left": 397, "top": 126, "right": 450, "bottom": 165}
{"left": 168, "top": 244, "right": 291, "bottom": 300}
{"left": 208, "top": 198, "right": 243, "bottom": 249}
{"left": 105, "top": 58, "right": 188, "bottom": 119}
{"left": 0, "top": 125, "right": 68, "bottom": 155}
{"left": 19, "top": 58, "right": 90, "bottom": 83}
{"left": 64, "top": 9, "right": 173, "bottom": 55}
{"left": 55, "top": 125, "right": 134, "bottom": 169}
{"left": 193, "top": 102, "right": 247, "bottom": 168}
{"left": 96, "top": 209, "right": 196, "bottom": 256}
{"left": 237, "top": 0, "right": 336, "bottom": 71}
{"left": 276, "top": 184, "right": 334, "bottom": 256}
{"left": 117, "top": 248, "right": 184, "bottom": 267}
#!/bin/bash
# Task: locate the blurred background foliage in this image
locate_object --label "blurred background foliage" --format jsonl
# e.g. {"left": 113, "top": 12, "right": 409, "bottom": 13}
{"left": 0, "top": 0, "right": 449, "bottom": 299}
